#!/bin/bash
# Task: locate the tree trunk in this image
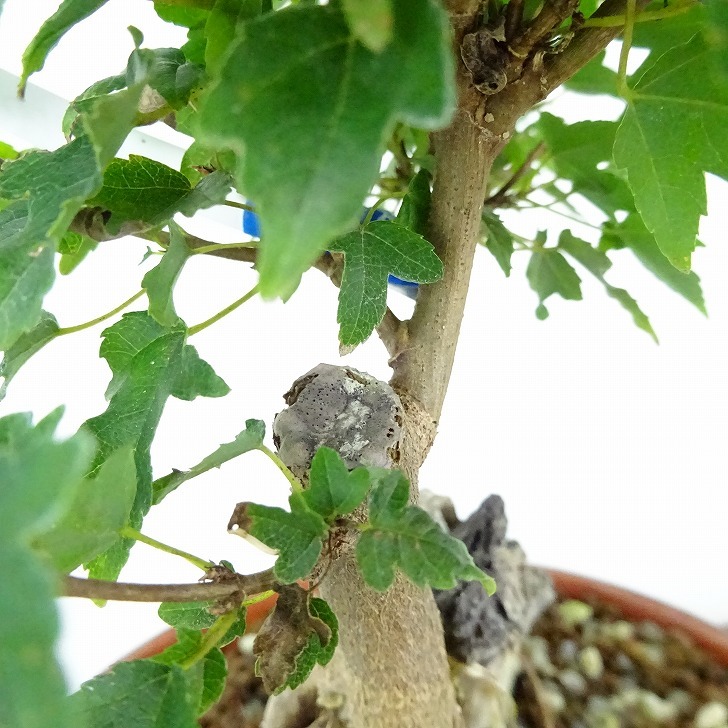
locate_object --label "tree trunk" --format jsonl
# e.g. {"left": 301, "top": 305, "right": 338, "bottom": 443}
{"left": 261, "top": 0, "right": 637, "bottom": 724}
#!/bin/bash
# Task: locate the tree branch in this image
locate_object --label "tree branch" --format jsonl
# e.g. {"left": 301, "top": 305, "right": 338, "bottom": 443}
{"left": 68, "top": 209, "right": 406, "bottom": 354}
{"left": 62, "top": 569, "right": 276, "bottom": 603}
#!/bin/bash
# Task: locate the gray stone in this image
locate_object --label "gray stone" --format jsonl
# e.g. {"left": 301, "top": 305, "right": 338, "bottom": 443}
{"left": 433, "top": 495, "right": 555, "bottom": 667}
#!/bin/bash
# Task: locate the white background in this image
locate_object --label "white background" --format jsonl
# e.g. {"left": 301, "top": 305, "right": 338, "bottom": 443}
{"left": 0, "top": 0, "right": 726, "bottom": 692}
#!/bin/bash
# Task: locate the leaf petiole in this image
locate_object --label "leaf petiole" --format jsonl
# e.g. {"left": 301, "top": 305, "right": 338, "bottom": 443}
{"left": 178, "top": 610, "right": 238, "bottom": 669}
{"left": 187, "top": 284, "right": 259, "bottom": 336}
{"left": 617, "top": 0, "right": 637, "bottom": 99}
{"left": 242, "top": 589, "right": 275, "bottom": 608}
{"left": 55, "top": 290, "right": 145, "bottom": 336}
{"left": 119, "top": 526, "right": 213, "bottom": 571}
{"left": 259, "top": 444, "right": 304, "bottom": 493}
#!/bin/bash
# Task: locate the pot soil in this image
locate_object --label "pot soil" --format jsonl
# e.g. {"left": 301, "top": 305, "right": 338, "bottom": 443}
{"left": 125, "top": 573, "right": 728, "bottom": 728}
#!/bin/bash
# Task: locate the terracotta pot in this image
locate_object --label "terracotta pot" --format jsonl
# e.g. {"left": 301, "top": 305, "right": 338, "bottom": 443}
{"left": 122, "top": 570, "right": 728, "bottom": 667}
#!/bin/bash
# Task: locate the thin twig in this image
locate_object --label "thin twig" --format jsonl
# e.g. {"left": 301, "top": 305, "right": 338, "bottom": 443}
{"left": 62, "top": 570, "right": 276, "bottom": 603}
{"left": 508, "top": 0, "right": 580, "bottom": 60}
{"left": 504, "top": 0, "right": 525, "bottom": 41}
{"left": 541, "top": 0, "right": 652, "bottom": 92}
{"left": 484, "top": 142, "right": 546, "bottom": 208}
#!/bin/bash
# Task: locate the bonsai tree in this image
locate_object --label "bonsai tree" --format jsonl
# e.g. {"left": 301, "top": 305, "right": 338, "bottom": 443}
{"left": 0, "top": 1, "right": 724, "bottom": 727}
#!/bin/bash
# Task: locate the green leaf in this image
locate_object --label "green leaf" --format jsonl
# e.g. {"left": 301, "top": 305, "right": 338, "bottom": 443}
{"left": 707, "top": 0, "right": 728, "bottom": 87}
{"left": 62, "top": 73, "right": 127, "bottom": 138}
{"left": 158, "top": 603, "right": 248, "bottom": 648}
{"left": 0, "top": 547, "right": 72, "bottom": 728}
{"left": 91, "top": 156, "right": 231, "bottom": 228}
{"left": 197, "top": 647, "right": 227, "bottom": 714}
{"left": 84, "top": 70, "right": 149, "bottom": 164}
{"left": 153, "top": 2, "right": 209, "bottom": 28}
{"left": 303, "top": 447, "right": 371, "bottom": 522}
{"left": 239, "top": 494, "right": 328, "bottom": 583}
{"left": 538, "top": 113, "right": 632, "bottom": 217}
{"left": 563, "top": 51, "right": 618, "bottom": 96}
{"left": 526, "top": 247, "right": 582, "bottom": 320}
{"left": 0, "top": 413, "right": 92, "bottom": 728}
{"left": 158, "top": 602, "right": 217, "bottom": 631}
{"left": 91, "top": 155, "right": 191, "bottom": 224}
{"left": 632, "top": 3, "right": 707, "bottom": 68}
{"left": 481, "top": 209, "right": 514, "bottom": 277}
{"left": 19, "top": 0, "right": 111, "bottom": 95}
{"left": 142, "top": 47, "right": 204, "bottom": 109}
{"left": 341, "top": 0, "right": 393, "bottom": 52}
{"left": 307, "top": 597, "right": 338, "bottom": 667}
{"left": 366, "top": 468, "right": 408, "bottom": 522}
{"left": 0, "top": 75, "right": 147, "bottom": 342}
{"left": 205, "top": 0, "right": 261, "bottom": 73}
{"left": 329, "top": 220, "right": 443, "bottom": 347}
{"left": 152, "top": 629, "right": 228, "bottom": 714}
{"left": 0, "top": 409, "right": 93, "bottom": 542}
{"left": 604, "top": 285, "right": 657, "bottom": 342}
{"left": 613, "top": 34, "right": 728, "bottom": 271}
{"left": 602, "top": 214, "right": 706, "bottom": 313}
{"left": 142, "top": 222, "right": 192, "bottom": 326}
{"left": 0, "top": 140, "right": 19, "bottom": 160}
{"left": 396, "top": 169, "right": 431, "bottom": 236}
{"left": 253, "top": 585, "right": 336, "bottom": 694}
{"left": 83, "top": 312, "right": 228, "bottom": 580}
{"left": 0, "top": 203, "right": 55, "bottom": 350}
{"left": 175, "top": 170, "right": 232, "bottom": 215}
{"left": 170, "top": 345, "right": 230, "bottom": 400}
{"left": 180, "top": 141, "right": 236, "bottom": 184}
{"left": 558, "top": 231, "right": 657, "bottom": 342}
{"left": 32, "top": 446, "right": 137, "bottom": 572}
{"left": 356, "top": 468, "right": 495, "bottom": 593}
{"left": 153, "top": 419, "right": 264, "bottom": 504}
{"left": 557, "top": 230, "right": 611, "bottom": 278}
{"left": 0, "top": 311, "right": 58, "bottom": 401}
{"left": 70, "top": 660, "right": 200, "bottom": 727}
{"left": 197, "top": 0, "right": 454, "bottom": 298}
{"left": 58, "top": 230, "right": 98, "bottom": 274}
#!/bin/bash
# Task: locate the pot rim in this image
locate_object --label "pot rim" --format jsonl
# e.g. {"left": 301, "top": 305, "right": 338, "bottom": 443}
{"left": 120, "top": 569, "right": 728, "bottom": 667}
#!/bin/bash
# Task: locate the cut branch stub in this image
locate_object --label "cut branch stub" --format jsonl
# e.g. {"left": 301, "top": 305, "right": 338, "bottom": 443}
{"left": 273, "top": 364, "right": 403, "bottom": 484}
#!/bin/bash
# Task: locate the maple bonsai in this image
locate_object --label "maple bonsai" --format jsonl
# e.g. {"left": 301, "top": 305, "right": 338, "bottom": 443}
{"left": 0, "top": 1, "right": 724, "bottom": 727}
